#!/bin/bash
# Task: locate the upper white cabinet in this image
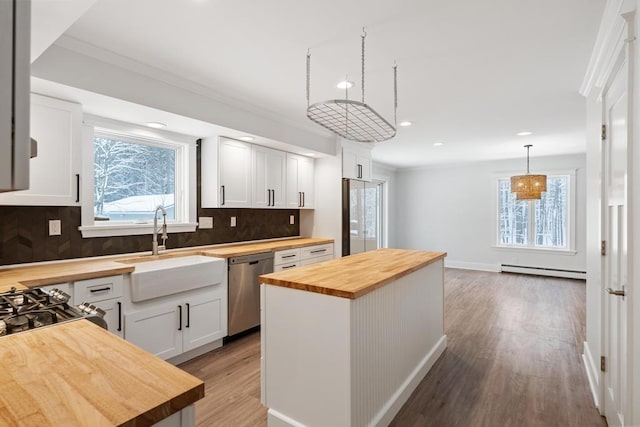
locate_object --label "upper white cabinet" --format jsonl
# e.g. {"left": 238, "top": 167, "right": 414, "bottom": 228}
{"left": 202, "top": 137, "right": 252, "bottom": 208}
{"left": 252, "top": 145, "right": 286, "bottom": 208}
{"left": 0, "top": 0, "right": 30, "bottom": 193}
{"left": 0, "top": 93, "right": 82, "bottom": 205}
{"left": 286, "top": 153, "right": 314, "bottom": 209}
{"left": 203, "top": 136, "right": 315, "bottom": 210}
{"left": 342, "top": 141, "right": 372, "bottom": 182}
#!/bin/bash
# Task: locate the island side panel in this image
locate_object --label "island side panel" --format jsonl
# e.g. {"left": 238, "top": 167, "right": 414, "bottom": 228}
{"left": 261, "top": 284, "right": 352, "bottom": 426}
{"left": 351, "top": 259, "right": 447, "bottom": 427}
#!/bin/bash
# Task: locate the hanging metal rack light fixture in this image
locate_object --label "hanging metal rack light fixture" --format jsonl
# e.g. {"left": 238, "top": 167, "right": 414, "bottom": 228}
{"left": 306, "top": 28, "right": 397, "bottom": 143}
{"left": 511, "top": 144, "right": 547, "bottom": 200}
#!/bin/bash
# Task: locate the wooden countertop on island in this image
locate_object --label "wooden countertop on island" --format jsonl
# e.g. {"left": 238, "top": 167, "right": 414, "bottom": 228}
{"left": 198, "top": 237, "right": 334, "bottom": 258}
{"left": 259, "top": 248, "right": 447, "bottom": 299}
{"left": 0, "top": 320, "right": 204, "bottom": 426}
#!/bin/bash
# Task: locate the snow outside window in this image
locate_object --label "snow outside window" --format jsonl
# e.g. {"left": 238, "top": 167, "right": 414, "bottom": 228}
{"left": 498, "top": 175, "right": 571, "bottom": 250}
{"left": 79, "top": 116, "right": 197, "bottom": 238}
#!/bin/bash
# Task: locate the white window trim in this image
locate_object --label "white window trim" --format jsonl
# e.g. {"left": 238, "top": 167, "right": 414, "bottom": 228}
{"left": 79, "top": 115, "right": 197, "bottom": 238}
{"left": 493, "top": 168, "right": 577, "bottom": 253}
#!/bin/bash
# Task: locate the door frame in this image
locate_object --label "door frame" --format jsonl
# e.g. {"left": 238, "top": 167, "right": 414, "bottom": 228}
{"left": 597, "top": 9, "right": 637, "bottom": 425}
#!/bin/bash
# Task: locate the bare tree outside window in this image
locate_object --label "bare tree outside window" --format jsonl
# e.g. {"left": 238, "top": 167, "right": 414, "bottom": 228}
{"left": 94, "top": 136, "right": 176, "bottom": 221}
{"left": 498, "top": 176, "right": 569, "bottom": 249}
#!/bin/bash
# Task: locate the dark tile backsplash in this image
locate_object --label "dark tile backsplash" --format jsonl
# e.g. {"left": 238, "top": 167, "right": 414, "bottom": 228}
{"left": 0, "top": 142, "right": 300, "bottom": 266}
{"left": 0, "top": 206, "right": 300, "bottom": 266}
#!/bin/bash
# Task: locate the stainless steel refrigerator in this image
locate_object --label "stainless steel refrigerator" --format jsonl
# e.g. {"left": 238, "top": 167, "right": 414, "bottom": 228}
{"left": 342, "top": 179, "right": 381, "bottom": 256}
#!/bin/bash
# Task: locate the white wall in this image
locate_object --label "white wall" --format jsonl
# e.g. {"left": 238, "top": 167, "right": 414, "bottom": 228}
{"left": 373, "top": 162, "right": 397, "bottom": 248}
{"left": 395, "top": 154, "right": 587, "bottom": 272}
{"left": 300, "top": 140, "right": 343, "bottom": 256}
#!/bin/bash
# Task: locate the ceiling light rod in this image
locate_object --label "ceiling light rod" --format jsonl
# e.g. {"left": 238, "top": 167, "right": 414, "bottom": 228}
{"left": 305, "top": 27, "right": 398, "bottom": 143}
{"left": 525, "top": 143, "right": 531, "bottom": 173}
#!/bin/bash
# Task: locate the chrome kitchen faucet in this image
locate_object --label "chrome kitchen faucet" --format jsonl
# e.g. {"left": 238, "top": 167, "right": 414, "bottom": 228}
{"left": 152, "top": 205, "right": 168, "bottom": 255}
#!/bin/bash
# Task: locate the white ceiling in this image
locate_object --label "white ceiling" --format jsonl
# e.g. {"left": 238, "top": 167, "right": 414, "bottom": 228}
{"left": 35, "top": 0, "right": 605, "bottom": 168}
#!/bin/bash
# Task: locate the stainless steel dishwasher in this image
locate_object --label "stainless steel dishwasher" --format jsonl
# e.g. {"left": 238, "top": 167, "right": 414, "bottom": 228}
{"left": 228, "top": 252, "right": 274, "bottom": 336}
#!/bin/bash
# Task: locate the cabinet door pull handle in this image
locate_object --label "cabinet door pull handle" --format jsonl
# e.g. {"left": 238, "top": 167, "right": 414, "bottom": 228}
{"left": 282, "top": 254, "right": 297, "bottom": 259}
{"left": 178, "top": 305, "right": 183, "bottom": 331}
{"left": 186, "top": 303, "right": 190, "bottom": 328}
{"left": 271, "top": 189, "right": 275, "bottom": 206}
{"left": 220, "top": 185, "right": 225, "bottom": 206}
{"left": 75, "top": 174, "right": 80, "bottom": 203}
{"left": 302, "top": 192, "right": 305, "bottom": 207}
{"left": 310, "top": 249, "right": 326, "bottom": 254}
{"left": 89, "top": 287, "right": 111, "bottom": 293}
{"left": 299, "top": 192, "right": 302, "bottom": 208}
{"left": 282, "top": 264, "right": 297, "bottom": 269}
{"left": 117, "top": 301, "right": 122, "bottom": 332}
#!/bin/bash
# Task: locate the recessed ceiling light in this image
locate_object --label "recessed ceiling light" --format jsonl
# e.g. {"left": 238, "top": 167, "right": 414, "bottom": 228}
{"left": 516, "top": 131, "right": 532, "bottom": 136}
{"left": 337, "top": 81, "right": 354, "bottom": 89}
{"left": 239, "top": 136, "right": 255, "bottom": 141}
{"left": 146, "top": 122, "right": 166, "bottom": 129}
{"left": 399, "top": 121, "right": 412, "bottom": 127}
{"left": 433, "top": 142, "right": 444, "bottom": 146}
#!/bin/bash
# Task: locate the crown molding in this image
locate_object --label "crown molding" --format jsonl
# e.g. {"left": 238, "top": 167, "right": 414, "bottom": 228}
{"left": 53, "top": 35, "right": 333, "bottom": 141}
{"left": 580, "top": 0, "right": 637, "bottom": 97}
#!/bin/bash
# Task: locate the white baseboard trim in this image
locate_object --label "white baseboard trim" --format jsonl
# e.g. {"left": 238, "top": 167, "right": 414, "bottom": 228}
{"left": 444, "top": 260, "right": 500, "bottom": 272}
{"left": 372, "top": 334, "right": 448, "bottom": 427}
{"left": 583, "top": 341, "right": 601, "bottom": 410}
{"left": 267, "top": 409, "right": 306, "bottom": 427}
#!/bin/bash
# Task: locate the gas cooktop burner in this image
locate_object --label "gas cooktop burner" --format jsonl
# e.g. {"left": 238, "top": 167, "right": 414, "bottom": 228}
{"left": 0, "top": 287, "right": 106, "bottom": 336}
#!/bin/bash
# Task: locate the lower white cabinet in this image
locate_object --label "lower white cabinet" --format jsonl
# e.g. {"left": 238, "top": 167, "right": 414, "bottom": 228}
{"left": 124, "top": 286, "right": 226, "bottom": 360}
{"left": 74, "top": 275, "right": 124, "bottom": 338}
{"left": 273, "top": 243, "right": 334, "bottom": 272}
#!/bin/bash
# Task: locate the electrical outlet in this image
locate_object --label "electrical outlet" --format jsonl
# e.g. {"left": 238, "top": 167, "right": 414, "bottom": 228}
{"left": 49, "top": 220, "right": 61, "bottom": 236}
{"left": 199, "top": 216, "right": 213, "bottom": 229}
{"left": 290, "top": 215, "right": 295, "bottom": 225}
{"left": 230, "top": 216, "right": 237, "bottom": 227}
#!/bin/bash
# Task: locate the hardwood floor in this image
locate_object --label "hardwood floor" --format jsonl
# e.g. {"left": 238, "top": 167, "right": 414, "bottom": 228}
{"left": 179, "top": 269, "right": 605, "bottom": 426}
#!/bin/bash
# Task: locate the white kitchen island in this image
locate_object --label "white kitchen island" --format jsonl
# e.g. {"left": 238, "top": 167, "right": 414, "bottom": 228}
{"left": 259, "top": 248, "right": 447, "bottom": 427}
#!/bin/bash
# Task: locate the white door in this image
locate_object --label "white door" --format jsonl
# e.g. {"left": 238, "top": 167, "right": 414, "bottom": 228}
{"left": 124, "top": 303, "right": 182, "bottom": 360}
{"left": 218, "top": 138, "right": 252, "bottom": 207}
{"left": 182, "top": 293, "right": 225, "bottom": 352}
{"left": 601, "top": 53, "right": 630, "bottom": 427}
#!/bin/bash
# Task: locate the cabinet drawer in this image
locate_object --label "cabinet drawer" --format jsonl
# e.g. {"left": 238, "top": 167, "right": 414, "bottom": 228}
{"left": 273, "top": 262, "right": 300, "bottom": 272}
{"left": 274, "top": 248, "right": 300, "bottom": 265}
{"left": 301, "top": 244, "right": 334, "bottom": 260}
{"left": 301, "top": 254, "right": 334, "bottom": 266}
{"left": 74, "top": 275, "right": 123, "bottom": 303}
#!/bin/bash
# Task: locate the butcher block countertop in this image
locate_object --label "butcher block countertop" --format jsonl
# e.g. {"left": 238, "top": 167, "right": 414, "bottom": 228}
{"left": 0, "top": 320, "right": 204, "bottom": 426}
{"left": 0, "top": 261, "right": 135, "bottom": 293}
{"left": 197, "top": 237, "right": 333, "bottom": 258}
{"left": 259, "top": 248, "right": 447, "bottom": 299}
{"left": 0, "top": 237, "right": 332, "bottom": 292}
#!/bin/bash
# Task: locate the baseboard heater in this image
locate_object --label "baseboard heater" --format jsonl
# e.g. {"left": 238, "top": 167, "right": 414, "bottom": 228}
{"left": 500, "top": 264, "right": 586, "bottom": 280}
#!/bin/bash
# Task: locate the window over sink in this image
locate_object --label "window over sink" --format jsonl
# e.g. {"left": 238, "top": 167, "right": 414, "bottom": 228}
{"left": 79, "top": 116, "right": 197, "bottom": 238}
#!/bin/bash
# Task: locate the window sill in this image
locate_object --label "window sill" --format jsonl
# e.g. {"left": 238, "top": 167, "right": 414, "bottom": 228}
{"left": 79, "top": 222, "right": 198, "bottom": 238}
{"left": 492, "top": 245, "right": 577, "bottom": 255}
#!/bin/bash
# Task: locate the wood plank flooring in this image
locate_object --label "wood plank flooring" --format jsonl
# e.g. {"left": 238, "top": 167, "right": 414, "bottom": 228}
{"left": 179, "top": 269, "right": 605, "bottom": 427}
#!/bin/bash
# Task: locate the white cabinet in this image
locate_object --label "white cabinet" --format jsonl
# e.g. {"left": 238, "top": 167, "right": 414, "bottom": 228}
{"left": 0, "top": 93, "right": 82, "bottom": 205}
{"left": 274, "top": 248, "right": 301, "bottom": 272}
{"left": 286, "top": 153, "right": 314, "bottom": 209}
{"left": 125, "top": 286, "right": 226, "bottom": 360}
{"left": 202, "top": 137, "right": 252, "bottom": 208}
{"left": 342, "top": 142, "right": 372, "bottom": 182}
{"left": 273, "top": 243, "right": 334, "bottom": 271}
{"left": 252, "top": 145, "right": 286, "bottom": 208}
{"left": 0, "top": 0, "right": 30, "bottom": 193}
{"left": 74, "top": 275, "right": 124, "bottom": 338}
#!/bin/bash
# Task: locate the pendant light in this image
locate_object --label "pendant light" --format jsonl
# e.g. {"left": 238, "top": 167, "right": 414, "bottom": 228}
{"left": 510, "top": 144, "right": 546, "bottom": 200}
